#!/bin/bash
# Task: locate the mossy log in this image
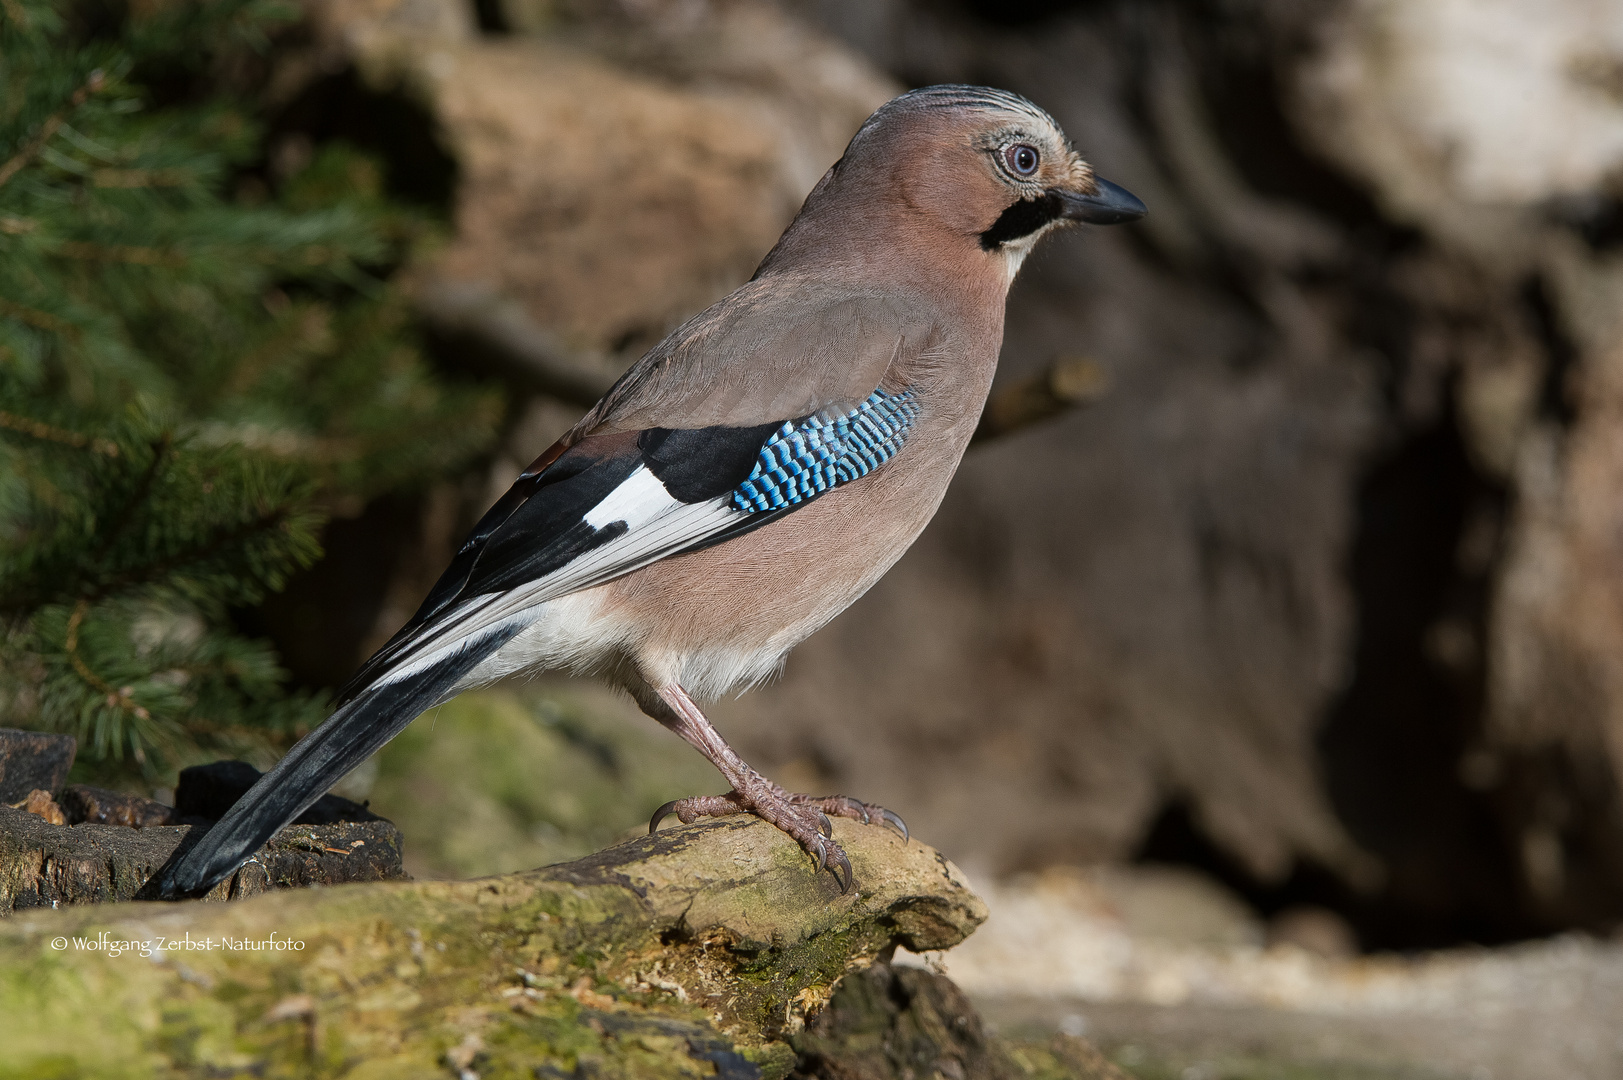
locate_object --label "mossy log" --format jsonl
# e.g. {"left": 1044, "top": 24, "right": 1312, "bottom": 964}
{"left": 0, "top": 817, "right": 984, "bottom": 1079}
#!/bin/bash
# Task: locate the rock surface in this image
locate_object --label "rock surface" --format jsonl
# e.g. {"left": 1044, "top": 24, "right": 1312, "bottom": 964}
{"left": 173, "top": 760, "right": 383, "bottom": 827}
{"left": 793, "top": 963, "right": 1130, "bottom": 1080}
{"left": 18, "top": 789, "right": 66, "bottom": 826}
{"left": 0, "top": 728, "right": 75, "bottom": 802}
{"left": 294, "top": 0, "right": 895, "bottom": 359}
{"left": 0, "top": 817, "right": 985, "bottom": 1079}
{"left": 0, "top": 806, "right": 405, "bottom": 912}
{"left": 364, "top": 688, "right": 724, "bottom": 881}
{"left": 58, "top": 784, "right": 178, "bottom": 828}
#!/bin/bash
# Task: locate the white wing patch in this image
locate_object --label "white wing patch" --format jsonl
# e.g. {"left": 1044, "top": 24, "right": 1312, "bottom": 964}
{"left": 373, "top": 466, "right": 748, "bottom": 687}
{"left": 584, "top": 465, "right": 676, "bottom": 530}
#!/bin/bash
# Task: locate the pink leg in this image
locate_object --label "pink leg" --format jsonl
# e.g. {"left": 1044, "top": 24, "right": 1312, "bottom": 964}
{"left": 639, "top": 681, "right": 906, "bottom": 891}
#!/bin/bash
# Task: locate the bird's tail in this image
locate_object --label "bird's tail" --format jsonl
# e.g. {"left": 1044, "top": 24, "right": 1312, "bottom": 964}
{"left": 149, "top": 629, "right": 516, "bottom": 900}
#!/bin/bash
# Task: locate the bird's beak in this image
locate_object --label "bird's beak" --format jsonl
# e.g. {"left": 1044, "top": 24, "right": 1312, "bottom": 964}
{"left": 1055, "top": 176, "right": 1146, "bottom": 225}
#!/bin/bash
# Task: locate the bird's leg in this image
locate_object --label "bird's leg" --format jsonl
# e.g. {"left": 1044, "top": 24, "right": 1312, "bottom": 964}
{"left": 640, "top": 682, "right": 904, "bottom": 891}
{"left": 643, "top": 682, "right": 850, "bottom": 888}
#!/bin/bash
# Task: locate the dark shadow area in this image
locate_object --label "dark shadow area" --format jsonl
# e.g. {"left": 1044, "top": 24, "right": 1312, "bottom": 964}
{"left": 470, "top": 0, "right": 512, "bottom": 35}
{"left": 1547, "top": 192, "right": 1623, "bottom": 253}
{"left": 957, "top": 0, "right": 1108, "bottom": 28}
{"left": 236, "top": 73, "right": 495, "bottom": 690}
{"left": 1177, "top": 2, "right": 1410, "bottom": 250}
{"left": 1135, "top": 802, "right": 1365, "bottom": 942}
{"left": 1320, "top": 403, "right": 1527, "bottom": 948}
{"left": 1523, "top": 274, "right": 1580, "bottom": 427}
{"left": 234, "top": 492, "right": 424, "bottom": 691}
{"left": 270, "top": 68, "right": 460, "bottom": 214}
{"left": 1487, "top": 741, "right": 1623, "bottom": 934}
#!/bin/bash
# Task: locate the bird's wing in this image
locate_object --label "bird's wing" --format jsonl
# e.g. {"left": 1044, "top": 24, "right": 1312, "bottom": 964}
{"left": 150, "top": 289, "right": 937, "bottom": 898}
{"left": 569, "top": 278, "right": 940, "bottom": 436}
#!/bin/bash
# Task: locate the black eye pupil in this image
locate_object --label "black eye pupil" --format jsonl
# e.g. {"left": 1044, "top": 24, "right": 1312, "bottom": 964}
{"left": 1007, "top": 145, "right": 1038, "bottom": 176}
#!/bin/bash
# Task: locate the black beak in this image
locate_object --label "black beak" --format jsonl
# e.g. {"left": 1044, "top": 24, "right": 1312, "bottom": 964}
{"left": 1056, "top": 176, "right": 1146, "bottom": 225}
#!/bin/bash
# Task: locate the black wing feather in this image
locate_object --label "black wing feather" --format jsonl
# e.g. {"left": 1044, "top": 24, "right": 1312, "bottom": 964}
{"left": 638, "top": 421, "right": 782, "bottom": 501}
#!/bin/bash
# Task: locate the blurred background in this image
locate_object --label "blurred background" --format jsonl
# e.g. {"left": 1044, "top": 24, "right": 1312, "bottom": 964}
{"left": 7, "top": 0, "right": 1623, "bottom": 1073}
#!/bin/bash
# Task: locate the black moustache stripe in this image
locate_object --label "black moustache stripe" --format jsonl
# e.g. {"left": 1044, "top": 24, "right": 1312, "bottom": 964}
{"left": 979, "top": 192, "right": 1063, "bottom": 251}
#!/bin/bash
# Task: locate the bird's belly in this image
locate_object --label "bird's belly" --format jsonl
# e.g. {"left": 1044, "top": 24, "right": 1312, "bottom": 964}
{"left": 601, "top": 448, "right": 958, "bottom": 700}
{"left": 453, "top": 583, "right": 797, "bottom": 701}
{"left": 454, "top": 589, "right": 630, "bottom": 689}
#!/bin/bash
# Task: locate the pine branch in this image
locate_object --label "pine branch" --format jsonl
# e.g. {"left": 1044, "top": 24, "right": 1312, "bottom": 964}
{"left": 88, "top": 434, "right": 170, "bottom": 564}
{"left": 0, "top": 410, "right": 119, "bottom": 455}
{"left": 0, "top": 296, "right": 81, "bottom": 339}
{"left": 51, "top": 240, "right": 186, "bottom": 267}
{"left": 63, "top": 598, "right": 150, "bottom": 721}
{"left": 4, "top": 500, "right": 303, "bottom": 615}
{"left": 77, "top": 500, "right": 304, "bottom": 609}
{"left": 0, "top": 68, "right": 106, "bottom": 190}
{"left": 0, "top": 431, "right": 320, "bottom": 615}
{"left": 91, "top": 167, "right": 191, "bottom": 188}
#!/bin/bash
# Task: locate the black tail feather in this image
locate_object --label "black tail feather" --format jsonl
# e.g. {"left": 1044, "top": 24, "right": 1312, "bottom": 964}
{"left": 149, "top": 627, "right": 519, "bottom": 900}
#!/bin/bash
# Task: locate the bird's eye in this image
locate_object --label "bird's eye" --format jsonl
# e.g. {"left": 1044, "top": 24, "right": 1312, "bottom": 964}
{"left": 1004, "top": 144, "right": 1040, "bottom": 177}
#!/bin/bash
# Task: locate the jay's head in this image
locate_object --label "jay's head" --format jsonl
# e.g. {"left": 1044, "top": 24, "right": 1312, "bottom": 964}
{"left": 761, "top": 85, "right": 1144, "bottom": 284}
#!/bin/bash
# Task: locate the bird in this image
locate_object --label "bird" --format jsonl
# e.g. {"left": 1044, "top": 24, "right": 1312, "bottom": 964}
{"left": 151, "top": 84, "right": 1145, "bottom": 899}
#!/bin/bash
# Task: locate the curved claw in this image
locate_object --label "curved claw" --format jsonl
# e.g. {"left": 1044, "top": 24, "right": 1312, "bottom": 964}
{"left": 857, "top": 806, "right": 872, "bottom": 825}
{"left": 817, "top": 811, "right": 834, "bottom": 838}
{"left": 809, "top": 835, "right": 829, "bottom": 874}
{"left": 878, "top": 808, "right": 909, "bottom": 844}
{"left": 649, "top": 800, "right": 682, "bottom": 835}
{"left": 830, "top": 848, "right": 854, "bottom": 894}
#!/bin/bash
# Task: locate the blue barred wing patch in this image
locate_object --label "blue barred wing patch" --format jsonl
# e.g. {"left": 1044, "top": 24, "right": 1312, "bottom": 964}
{"left": 732, "top": 389, "right": 921, "bottom": 512}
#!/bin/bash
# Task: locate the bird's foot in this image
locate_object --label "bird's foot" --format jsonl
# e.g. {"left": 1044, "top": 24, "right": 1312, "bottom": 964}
{"left": 649, "top": 780, "right": 905, "bottom": 892}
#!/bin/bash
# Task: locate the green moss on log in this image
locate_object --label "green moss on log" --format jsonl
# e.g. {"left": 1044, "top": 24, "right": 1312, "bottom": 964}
{"left": 0, "top": 817, "right": 985, "bottom": 1079}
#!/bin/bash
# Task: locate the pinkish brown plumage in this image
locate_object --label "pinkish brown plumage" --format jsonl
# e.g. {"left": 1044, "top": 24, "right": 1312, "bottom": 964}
{"left": 153, "top": 85, "right": 1145, "bottom": 899}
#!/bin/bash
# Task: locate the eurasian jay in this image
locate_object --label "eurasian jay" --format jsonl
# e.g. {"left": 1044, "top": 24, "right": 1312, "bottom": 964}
{"left": 153, "top": 85, "right": 1145, "bottom": 899}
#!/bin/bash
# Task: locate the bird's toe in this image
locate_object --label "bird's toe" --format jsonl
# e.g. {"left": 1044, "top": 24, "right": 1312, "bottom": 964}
{"left": 790, "top": 794, "right": 909, "bottom": 844}
{"left": 646, "top": 785, "right": 858, "bottom": 890}
{"left": 647, "top": 792, "right": 746, "bottom": 834}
